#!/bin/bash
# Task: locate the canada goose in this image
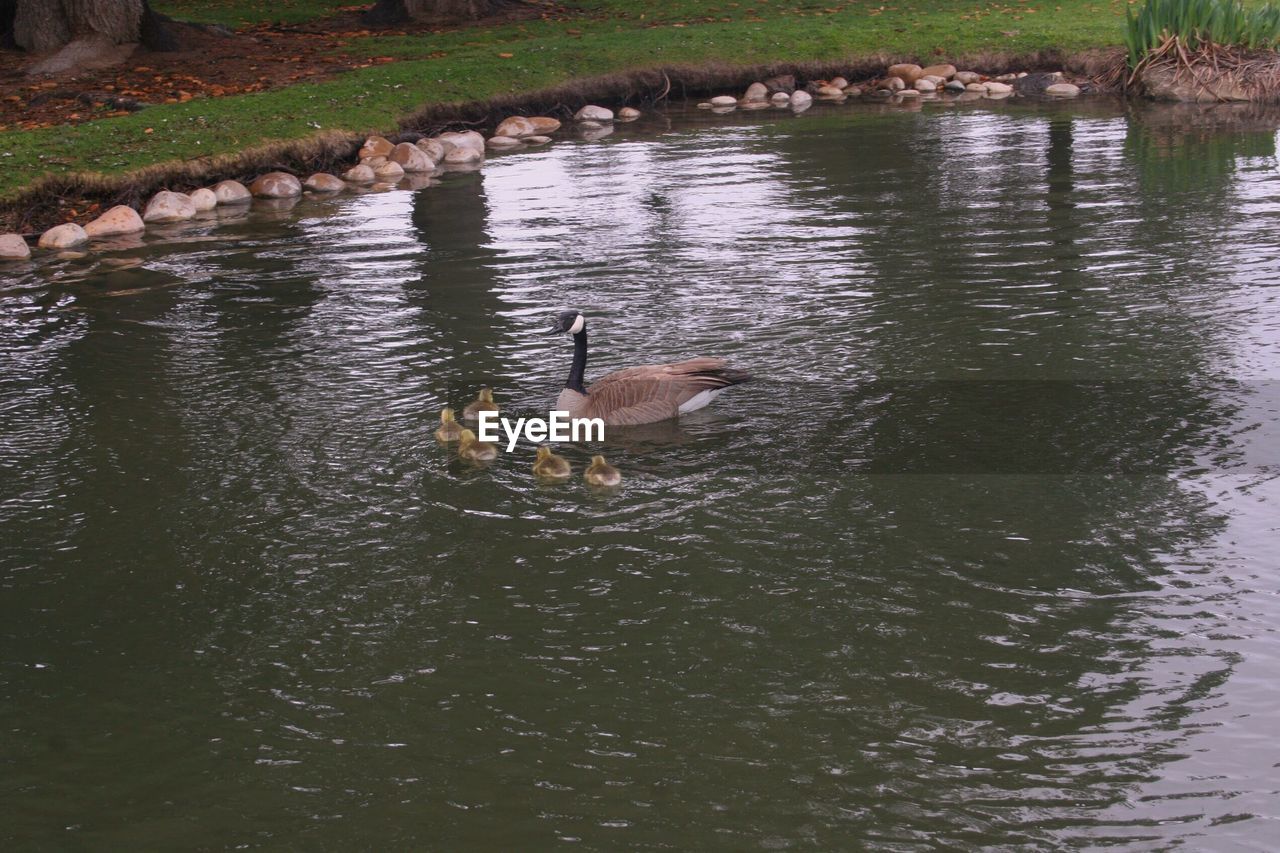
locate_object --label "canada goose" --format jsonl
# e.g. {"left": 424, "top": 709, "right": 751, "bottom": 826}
{"left": 532, "top": 445, "right": 572, "bottom": 482}
{"left": 547, "top": 310, "right": 750, "bottom": 425}
{"left": 462, "top": 387, "right": 498, "bottom": 420}
{"left": 584, "top": 455, "right": 622, "bottom": 487}
{"left": 457, "top": 428, "right": 498, "bottom": 462}
{"left": 435, "top": 407, "right": 464, "bottom": 443}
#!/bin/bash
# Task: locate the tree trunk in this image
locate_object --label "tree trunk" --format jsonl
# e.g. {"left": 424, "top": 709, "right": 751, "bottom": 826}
{"left": 14, "top": 0, "right": 143, "bottom": 53}
{"left": 364, "top": 0, "right": 502, "bottom": 25}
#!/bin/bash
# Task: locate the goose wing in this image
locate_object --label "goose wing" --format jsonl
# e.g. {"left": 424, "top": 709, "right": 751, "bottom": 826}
{"left": 584, "top": 358, "right": 751, "bottom": 425}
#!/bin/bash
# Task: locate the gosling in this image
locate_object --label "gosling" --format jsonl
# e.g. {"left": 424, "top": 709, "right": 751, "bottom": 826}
{"left": 463, "top": 387, "right": 498, "bottom": 420}
{"left": 532, "top": 445, "right": 572, "bottom": 482}
{"left": 584, "top": 455, "right": 622, "bottom": 487}
{"left": 435, "top": 407, "right": 464, "bottom": 443}
{"left": 457, "top": 428, "right": 498, "bottom": 462}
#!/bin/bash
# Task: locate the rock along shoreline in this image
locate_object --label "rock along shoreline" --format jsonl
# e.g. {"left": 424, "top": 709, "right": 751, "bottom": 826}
{"left": 0, "top": 54, "right": 1114, "bottom": 253}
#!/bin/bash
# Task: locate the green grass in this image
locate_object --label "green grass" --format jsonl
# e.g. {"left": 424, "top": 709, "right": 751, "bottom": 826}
{"left": 1123, "top": 0, "right": 1280, "bottom": 66}
{"left": 0, "top": 1, "right": 1131, "bottom": 202}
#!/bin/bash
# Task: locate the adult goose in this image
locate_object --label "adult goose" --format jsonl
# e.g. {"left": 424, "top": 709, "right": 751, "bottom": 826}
{"left": 548, "top": 310, "right": 751, "bottom": 426}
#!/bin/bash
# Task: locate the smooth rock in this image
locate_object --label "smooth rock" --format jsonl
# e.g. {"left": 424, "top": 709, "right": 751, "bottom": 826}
{"left": 189, "top": 188, "right": 217, "bottom": 212}
{"left": 444, "top": 146, "right": 483, "bottom": 164}
{"left": 143, "top": 191, "right": 197, "bottom": 222}
{"left": 390, "top": 141, "right": 434, "bottom": 172}
{"left": 770, "top": 91, "right": 791, "bottom": 104}
{"left": 415, "top": 138, "right": 447, "bottom": 162}
{"left": 886, "top": 76, "right": 906, "bottom": 92}
{"left": 710, "top": 106, "right": 736, "bottom": 115}
{"left": 528, "top": 116, "right": 562, "bottom": 134}
{"left": 617, "top": 106, "right": 641, "bottom": 120}
{"left": 844, "top": 85, "right": 863, "bottom": 97}
{"left": 343, "top": 164, "right": 376, "bottom": 184}
{"left": 710, "top": 95, "right": 737, "bottom": 106}
{"left": 944, "top": 80, "right": 966, "bottom": 92}
{"left": 995, "top": 73, "right": 1016, "bottom": 82}
{"left": 887, "top": 63, "right": 924, "bottom": 83}
{"left": 359, "top": 136, "right": 394, "bottom": 158}
{"left": 304, "top": 173, "right": 346, "bottom": 192}
{"left": 211, "top": 180, "right": 251, "bottom": 205}
{"left": 38, "top": 223, "right": 89, "bottom": 249}
{"left": 0, "top": 233, "right": 31, "bottom": 259}
{"left": 984, "top": 81, "right": 1013, "bottom": 94}
{"left": 249, "top": 172, "right": 302, "bottom": 198}
{"left": 954, "top": 71, "right": 982, "bottom": 85}
{"left": 817, "top": 85, "right": 845, "bottom": 98}
{"left": 83, "top": 205, "right": 144, "bottom": 238}
{"left": 373, "top": 160, "right": 405, "bottom": 180}
{"left": 920, "top": 64, "right": 957, "bottom": 80}
{"left": 1045, "top": 82, "right": 1081, "bottom": 97}
{"left": 830, "top": 76, "right": 849, "bottom": 89}
{"left": 965, "top": 83, "right": 986, "bottom": 92}
{"left": 574, "top": 104, "right": 613, "bottom": 121}
{"left": 743, "top": 81, "right": 769, "bottom": 101}
{"left": 522, "top": 135, "right": 552, "bottom": 145}
{"left": 898, "top": 89, "right": 921, "bottom": 98}
{"left": 914, "top": 79, "right": 937, "bottom": 92}
{"left": 361, "top": 155, "right": 388, "bottom": 168}
{"left": 790, "top": 90, "right": 813, "bottom": 107}
{"left": 922, "top": 75, "right": 945, "bottom": 85}
{"left": 437, "top": 130, "right": 486, "bottom": 153}
{"left": 762, "top": 74, "right": 796, "bottom": 94}
{"left": 495, "top": 116, "right": 538, "bottom": 138}
{"left": 696, "top": 102, "right": 713, "bottom": 109}
{"left": 486, "top": 135, "right": 522, "bottom": 149}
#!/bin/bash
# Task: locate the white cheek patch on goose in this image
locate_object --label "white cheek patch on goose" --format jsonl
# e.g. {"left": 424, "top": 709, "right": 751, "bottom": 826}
{"left": 569, "top": 314, "right": 585, "bottom": 334}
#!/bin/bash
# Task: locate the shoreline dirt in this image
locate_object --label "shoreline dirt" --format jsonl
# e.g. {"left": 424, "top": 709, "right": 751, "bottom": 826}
{"left": 1, "top": 49, "right": 1123, "bottom": 235}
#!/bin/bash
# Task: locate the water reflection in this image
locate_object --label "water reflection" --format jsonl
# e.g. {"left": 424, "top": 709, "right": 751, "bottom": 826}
{"left": 1, "top": 100, "right": 1278, "bottom": 849}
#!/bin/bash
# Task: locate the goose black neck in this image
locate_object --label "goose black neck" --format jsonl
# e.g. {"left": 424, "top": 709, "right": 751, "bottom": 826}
{"left": 566, "top": 328, "right": 587, "bottom": 393}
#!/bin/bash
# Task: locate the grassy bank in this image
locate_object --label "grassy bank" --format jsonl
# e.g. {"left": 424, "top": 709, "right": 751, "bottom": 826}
{"left": 1, "top": 1, "right": 1130, "bottom": 228}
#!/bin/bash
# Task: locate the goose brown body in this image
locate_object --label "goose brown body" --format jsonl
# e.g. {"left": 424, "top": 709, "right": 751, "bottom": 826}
{"left": 532, "top": 445, "right": 572, "bottom": 481}
{"left": 463, "top": 387, "right": 498, "bottom": 421}
{"left": 549, "top": 311, "right": 750, "bottom": 426}
{"left": 457, "top": 428, "right": 498, "bottom": 461}
{"left": 584, "top": 455, "right": 622, "bottom": 487}
{"left": 435, "top": 407, "right": 464, "bottom": 442}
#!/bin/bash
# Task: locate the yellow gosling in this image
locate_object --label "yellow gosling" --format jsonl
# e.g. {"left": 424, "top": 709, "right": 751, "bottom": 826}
{"left": 457, "top": 428, "right": 498, "bottom": 462}
{"left": 435, "top": 407, "right": 464, "bottom": 443}
{"left": 462, "top": 386, "right": 498, "bottom": 420}
{"left": 584, "top": 455, "right": 622, "bottom": 487}
{"left": 532, "top": 444, "right": 572, "bottom": 482}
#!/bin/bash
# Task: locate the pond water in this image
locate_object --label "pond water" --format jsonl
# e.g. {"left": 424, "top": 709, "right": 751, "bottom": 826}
{"left": 3, "top": 97, "right": 1280, "bottom": 849}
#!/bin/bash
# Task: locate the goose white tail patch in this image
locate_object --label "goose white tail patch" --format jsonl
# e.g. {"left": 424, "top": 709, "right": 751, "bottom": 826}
{"left": 678, "top": 388, "right": 723, "bottom": 414}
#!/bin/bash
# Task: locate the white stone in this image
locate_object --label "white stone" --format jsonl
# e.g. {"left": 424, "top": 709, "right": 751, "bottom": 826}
{"left": 390, "top": 141, "right": 434, "bottom": 172}
{"left": 830, "top": 76, "right": 849, "bottom": 89}
{"left": 211, "top": 180, "right": 251, "bottom": 204}
{"left": 898, "top": 89, "right": 921, "bottom": 98}
{"left": 743, "top": 82, "right": 768, "bottom": 101}
{"left": 954, "top": 71, "right": 982, "bottom": 85}
{"left": 0, "top": 233, "right": 31, "bottom": 259}
{"left": 373, "top": 160, "right": 405, "bottom": 180}
{"left": 817, "top": 85, "right": 845, "bottom": 98}
{"left": 83, "top": 205, "right": 144, "bottom": 238}
{"left": 617, "top": 106, "right": 641, "bottom": 120}
{"left": 415, "top": 138, "right": 447, "bottom": 163}
{"left": 249, "top": 172, "right": 302, "bottom": 198}
{"left": 343, "top": 164, "right": 376, "bottom": 184}
{"left": 710, "top": 95, "right": 737, "bottom": 106}
{"left": 444, "top": 146, "right": 483, "bottom": 164}
{"left": 303, "top": 173, "right": 346, "bottom": 192}
{"left": 486, "top": 135, "right": 522, "bottom": 149}
{"left": 886, "top": 77, "right": 906, "bottom": 91}
{"left": 914, "top": 79, "right": 937, "bottom": 92}
{"left": 189, "top": 188, "right": 217, "bottom": 211}
{"left": 966, "top": 82, "right": 986, "bottom": 92}
{"left": 984, "top": 81, "right": 1013, "bottom": 94}
{"left": 437, "top": 130, "right": 485, "bottom": 153}
{"left": 528, "top": 116, "right": 561, "bottom": 133}
{"left": 522, "top": 135, "right": 552, "bottom": 145}
{"left": 38, "top": 222, "right": 89, "bottom": 249}
{"left": 495, "top": 116, "right": 538, "bottom": 138}
{"left": 697, "top": 102, "right": 713, "bottom": 109}
{"left": 143, "top": 190, "right": 197, "bottom": 222}
{"left": 359, "top": 136, "right": 393, "bottom": 158}
{"left": 771, "top": 91, "right": 790, "bottom": 104}
{"left": 790, "top": 90, "right": 813, "bottom": 107}
{"left": 573, "top": 104, "right": 613, "bottom": 121}
{"left": 1045, "top": 82, "right": 1081, "bottom": 97}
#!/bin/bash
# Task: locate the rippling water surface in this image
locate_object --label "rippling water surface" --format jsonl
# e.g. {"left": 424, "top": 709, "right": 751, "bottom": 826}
{"left": 4, "top": 98, "right": 1280, "bottom": 849}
